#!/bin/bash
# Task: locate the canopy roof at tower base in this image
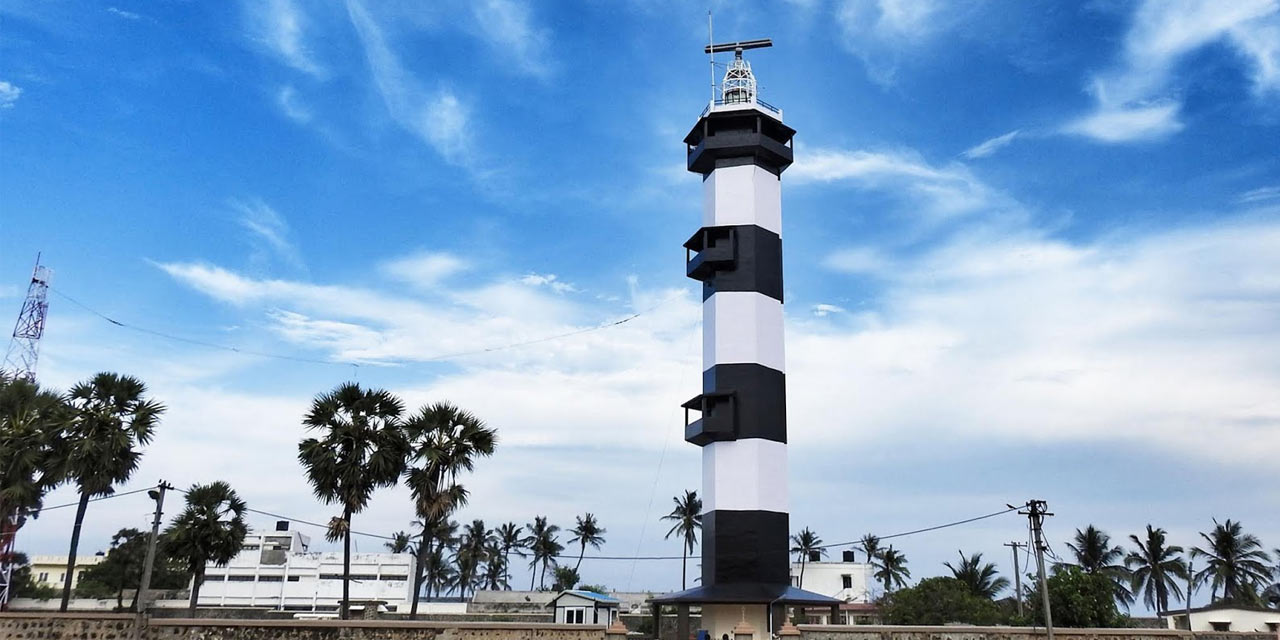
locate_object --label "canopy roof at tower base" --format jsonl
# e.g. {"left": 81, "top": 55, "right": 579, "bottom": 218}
{"left": 650, "top": 583, "right": 839, "bottom": 606}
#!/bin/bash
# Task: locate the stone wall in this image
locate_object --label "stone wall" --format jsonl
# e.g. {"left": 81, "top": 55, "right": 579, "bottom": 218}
{"left": 0, "top": 613, "right": 618, "bottom": 640}
{"left": 795, "top": 624, "right": 1276, "bottom": 640}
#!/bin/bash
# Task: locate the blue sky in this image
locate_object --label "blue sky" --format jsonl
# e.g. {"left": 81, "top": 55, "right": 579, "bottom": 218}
{"left": 3, "top": 0, "right": 1279, "bottom": 607}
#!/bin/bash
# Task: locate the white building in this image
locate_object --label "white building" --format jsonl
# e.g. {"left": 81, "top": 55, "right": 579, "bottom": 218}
{"left": 547, "top": 590, "right": 620, "bottom": 625}
{"left": 194, "top": 521, "right": 416, "bottom": 613}
{"left": 1163, "top": 604, "right": 1280, "bottom": 633}
{"left": 790, "top": 551, "right": 875, "bottom": 603}
{"left": 27, "top": 555, "right": 105, "bottom": 592}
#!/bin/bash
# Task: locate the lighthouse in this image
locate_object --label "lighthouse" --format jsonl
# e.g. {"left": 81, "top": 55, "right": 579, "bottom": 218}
{"left": 652, "top": 39, "right": 838, "bottom": 639}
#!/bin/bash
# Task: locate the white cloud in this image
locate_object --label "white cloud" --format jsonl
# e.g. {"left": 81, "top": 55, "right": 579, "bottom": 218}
{"left": 519, "top": 272, "right": 577, "bottom": 294}
{"left": 230, "top": 198, "right": 305, "bottom": 271}
{"left": 380, "top": 251, "right": 468, "bottom": 289}
{"left": 1067, "top": 0, "right": 1280, "bottom": 143}
{"left": 811, "top": 303, "right": 846, "bottom": 317}
{"left": 244, "top": 0, "right": 325, "bottom": 78}
{"left": 822, "top": 247, "right": 892, "bottom": 275}
{"left": 345, "top": 0, "right": 474, "bottom": 166}
{"left": 0, "top": 80, "right": 21, "bottom": 108}
{"left": 834, "top": 0, "right": 961, "bottom": 85}
{"left": 791, "top": 147, "right": 1015, "bottom": 223}
{"left": 961, "top": 130, "right": 1020, "bottom": 159}
{"left": 470, "top": 0, "right": 554, "bottom": 79}
{"left": 1239, "top": 185, "right": 1280, "bottom": 203}
{"left": 276, "top": 85, "right": 311, "bottom": 123}
{"left": 106, "top": 7, "right": 141, "bottom": 20}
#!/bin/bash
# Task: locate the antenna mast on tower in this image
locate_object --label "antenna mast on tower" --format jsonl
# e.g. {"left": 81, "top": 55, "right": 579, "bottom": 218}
{"left": 2, "top": 255, "right": 52, "bottom": 382}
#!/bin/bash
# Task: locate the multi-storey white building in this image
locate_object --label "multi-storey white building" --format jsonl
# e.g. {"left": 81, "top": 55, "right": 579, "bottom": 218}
{"left": 195, "top": 521, "right": 416, "bottom": 613}
{"left": 790, "top": 551, "right": 875, "bottom": 604}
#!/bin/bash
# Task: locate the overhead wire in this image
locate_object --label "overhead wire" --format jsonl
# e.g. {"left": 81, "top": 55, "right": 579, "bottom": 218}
{"left": 49, "top": 286, "right": 684, "bottom": 369}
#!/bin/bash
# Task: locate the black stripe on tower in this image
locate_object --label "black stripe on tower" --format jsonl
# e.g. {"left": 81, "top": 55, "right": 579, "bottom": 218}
{"left": 701, "top": 510, "right": 791, "bottom": 585}
{"left": 683, "top": 364, "right": 785, "bottom": 446}
{"left": 684, "top": 225, "right": 783, "bottom": 302}
{"left": 684, "top": 109, "right": 797, "bottom": 177}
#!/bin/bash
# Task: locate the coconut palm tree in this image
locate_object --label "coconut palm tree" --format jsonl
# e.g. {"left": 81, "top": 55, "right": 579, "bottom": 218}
{"left": 58, "top": 372, "right": 165, "bottom": 612}
{"left": 569, "top": 513, "right": 606, "bottom": 572}
{"left": 860, "top": 534, "right": 881, "bottom": 564}
{"left": 662, "top": 490, "right": 702, "bottom": 590}
{"left": 163, "top": 481, "right": 249, "bottom": 614}
{"left": 402, "top": 402, "right": 495, "bottom": 617}
{"left": 874, "top": 546, "right": 910, "bottom": 593}
{"left": 454, "top": 519, "right": 492, "bottom": 598}
{"left": 0, "top": 374, "right": 69, "bottom": 534}
{"left": 1126, "top": 525, "right": 1188, "bottom": 613}
{"left": 944, "top": 550, "right": 1009, "bottom": 599}
{"left": 1191, "top": 519, "right": 1273, "bottom": 603}
{"left": 790, "top": 528, "right": 825, "bottom": 589}
{"left": 480, "top": 538, "right": 509, "bottom": 590}
{"left": 496, "top": 522, "right": 524, "bottom": 589}
{"left": 385, "top": 530, "right": 414, "bottom": 554}
{"left": 1066, "top": 525, "right": 1134, "bottom": 607}
{"left": 297, "top": 382, "right": 408, "bottom": 619}
{"left": 525, "top": 516, "right": 563, "bottom": 590}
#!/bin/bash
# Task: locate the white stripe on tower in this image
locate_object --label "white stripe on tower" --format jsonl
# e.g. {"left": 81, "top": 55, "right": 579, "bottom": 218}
{"left": 702, "top": 164, "right": 782, "bottom": 235}
{"left": 703, "top": 293, "right": 785, "bottom": 373}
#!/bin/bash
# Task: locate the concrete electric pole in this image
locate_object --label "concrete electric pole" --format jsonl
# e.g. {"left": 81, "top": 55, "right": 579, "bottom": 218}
{"left": 1020, "top": 500, "right": 1054, "bottom": 640}
{"left": 1004, "top": 541, "right": 1027, "bottom": 618}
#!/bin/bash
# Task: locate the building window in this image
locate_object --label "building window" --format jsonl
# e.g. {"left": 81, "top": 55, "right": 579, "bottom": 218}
{"left": 1265, "top": 623, "right": 1277, "bottom": 633}
{"left": 379, "top": 575, "right": 409, "bottom": 581}
{"left": 564, "top": 608, "right": 585, "bottom": 624}
{"left": 243, "top": 545, "right": 260, "bottom": 551}
{"left": 258, "top": 575, "right": 283, "bottom": 582}
{"left": 841, "top": 575, "right": 852, "bottom": 589}
{"left": 38, "top": 572, "right": 48, "bottom": 582}
{"left": 1210, "top": 622, "right": 1230, "bottom": 632}
{"left": 228, "top": 575, "right": 255, "bottom": 582}
{"left": 287, "top": 576, "right": 301, "bottom": 582}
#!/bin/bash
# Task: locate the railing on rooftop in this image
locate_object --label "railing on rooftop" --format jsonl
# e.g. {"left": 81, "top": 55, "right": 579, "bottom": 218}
{"left": 701, "top": 96, "right": 782, "bottom": 118}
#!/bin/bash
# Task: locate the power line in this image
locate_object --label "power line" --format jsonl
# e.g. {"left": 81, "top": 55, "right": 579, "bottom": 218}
{"left": 815, "top": 505, "right": 1021, "bottom": 551}
{"left": 49, "top": 287, "right": 682, "bottom": 368}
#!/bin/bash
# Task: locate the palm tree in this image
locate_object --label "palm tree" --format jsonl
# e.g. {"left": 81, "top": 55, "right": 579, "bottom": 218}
{"left": 58, "top": 372, "right": 165, "bottom": 612}
{"left": 480, "top": 538, "right": 509, "bottom": 590}
{"left": 860, "top": 534, "right": 881, "bottom": 564}
{"left": 944, "top": 550, "right": 1009, "bottom": 599}
{"left": 1263, "top": 549, "right": 1280, "bottom": 607}
{"left": 873, "top": 546, "right": 910, "bottom": 593}
{"left": 0, "top": 374, "right": 69, "bottom": 536}
{"left": 525, "top": 516, "right": 563, "bottom": 590}
{"left": 1126, "top": 525, "right": 1188, "bottom": 612}
{"left": 496, "top": 522, "right": 525, "bottom": 590}
{"left": 569, "top": 513, "right": 607, "bottom": 572}
{"left": 455, "top": 519, "right": 492, "bottom": 598}
{"left": 385, "top": 530, "right": 414, "bottom": 554}
{"left": 790, "top": 528, "right": 825, "bottom": 588}
{"left": 402, "top": 402, "right": 496, "bottom": 617}
{"left": 662, "top": 490, "right": 702, "bottom": 590}
{"left": 1192, "top": 519, "right": 1273, "bottom": 603}
{"left": 297, "top": 382, "right": 408, "bottom": 620}
{"left": 1066, "top": 525, "right": 1134, "bottom": 607}
{"left": 163, "top": 481, "right": 249, "bottom": 614}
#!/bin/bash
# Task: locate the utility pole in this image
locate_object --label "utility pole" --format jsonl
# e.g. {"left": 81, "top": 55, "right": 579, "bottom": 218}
{"left": 137, "top": 482, "right": 171, "bottom": 614}
{"left": 1004, "top": 541, "right": 1027, "bottom": 618}
{"left": 1020, "top": 500, "right": 1054, "bottom": 640}
{"left": 1185, "top": 559, "right": 1194, "bottom": 637}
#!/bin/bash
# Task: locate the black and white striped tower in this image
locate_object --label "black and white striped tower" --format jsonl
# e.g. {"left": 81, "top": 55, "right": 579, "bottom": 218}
{"left": 653, "top": 39, "right": 837, "bottom": 639}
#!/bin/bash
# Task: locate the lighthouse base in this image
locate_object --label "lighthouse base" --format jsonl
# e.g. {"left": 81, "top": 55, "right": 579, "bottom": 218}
{"left": 651, "top": 583, "right": 838, "bottom": 638}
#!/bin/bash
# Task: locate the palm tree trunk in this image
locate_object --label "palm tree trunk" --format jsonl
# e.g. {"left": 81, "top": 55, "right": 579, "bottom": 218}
{"left": 188, "top": 565, "right": 204, "bottom": 616}
{"left": 799, "top": 557, "right": 807, "bottom": 589}
{"left": 575, "top": 544, "right": 585, "bottom": 572}
{"left": 341, "top": 506, "right": 352, "bottom": 620}
{"left": 681, "top": 549, "right": 687, "bottom": 590}
{"left": 410, "top": 532, "right": 428, "bottom": 620}
{"left": 530, "top": 562, "right": 537, "bottom": 590}
{"left": 59, "top": 489, "right": 91, "bottom": 612}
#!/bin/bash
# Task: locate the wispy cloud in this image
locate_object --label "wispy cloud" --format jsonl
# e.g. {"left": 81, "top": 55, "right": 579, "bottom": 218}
{"left": 244, "top": 0, "right": 325, "bottom": 78}
{"left": 811, "top": 303, "right": 846, "bottom": 317}
{"left": 380, "top": 251, "right": 468, "bottom": 289}
{"left": 106, "top": 7, "right": 141, "bottom": 20}
{"left": 1066, "top": 0, "right": 1280, "bottom": 143}
{"left": 345, "top": 0, "right": 473, "bottom": 166}
{"left": 834, "top": 0, "right": 963, "bottom": 85}
{"left": 1239, "top": 185, "right": 1280, "bottom": 203}
{"left": 470, "top": 0, "right": 555, "bottom": 79}
{"left": 230, "top": 198, "right": 305, "bottom": 271}
{"left": 962, "top": 130, "right": 1020, "bottom": 159}
{"left": 275, "top": 85, "right": 311, "bottom": 123}
{"left": 0, "top": 81, "right": 22, "bottom": 108}
{"left": 791, "top": 147, "right": 1015, "bottom": 223}
{"left": 519, "top": 272, "right": 577, "bottom": 294}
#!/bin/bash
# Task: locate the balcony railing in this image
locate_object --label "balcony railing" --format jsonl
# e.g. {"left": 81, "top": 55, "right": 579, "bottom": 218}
{"left": 701, "top": 96, "right": 782, "bottom": 118}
